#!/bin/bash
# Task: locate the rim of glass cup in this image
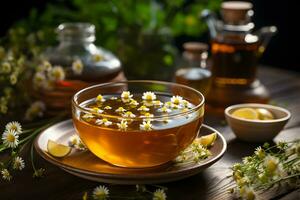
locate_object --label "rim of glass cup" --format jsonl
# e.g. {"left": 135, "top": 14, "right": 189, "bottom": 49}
{"left": 72, "top": 80, "right": 205, "bottom": 121}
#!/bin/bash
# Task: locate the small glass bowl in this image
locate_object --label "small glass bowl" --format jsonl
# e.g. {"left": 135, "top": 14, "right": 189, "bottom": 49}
{"left": 72, "top": 80, "right": 205, "bottom": 168}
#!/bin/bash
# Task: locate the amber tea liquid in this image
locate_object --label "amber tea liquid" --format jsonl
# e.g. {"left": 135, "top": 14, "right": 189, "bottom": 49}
{"left": 73, "top": 94, "right": 203, "bottom": 168}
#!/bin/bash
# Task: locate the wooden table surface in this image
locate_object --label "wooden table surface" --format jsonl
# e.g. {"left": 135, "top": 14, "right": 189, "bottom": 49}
{"left": 1, "top": 66, "right": 300, "bottom": 200}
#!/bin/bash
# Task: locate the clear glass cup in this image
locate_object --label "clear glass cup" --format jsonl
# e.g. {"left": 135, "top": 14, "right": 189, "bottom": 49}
{"left": 72, "top": 80, "right": 205, "bottom": 168}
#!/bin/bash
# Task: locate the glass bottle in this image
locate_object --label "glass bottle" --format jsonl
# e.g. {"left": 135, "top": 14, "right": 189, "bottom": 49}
{"left": 175, "top": 42, "right": 211, "bottom": 96}
{"left": 35, "top": 23, "right": 125, "bottom": 114}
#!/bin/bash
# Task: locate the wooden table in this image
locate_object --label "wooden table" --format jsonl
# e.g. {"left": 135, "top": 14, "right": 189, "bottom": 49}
{"left": 1, "top": 66, "right": 300, "bottom": 200}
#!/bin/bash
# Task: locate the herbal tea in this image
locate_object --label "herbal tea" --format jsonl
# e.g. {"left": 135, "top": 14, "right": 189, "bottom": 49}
{"left": 73, "top": 91, "right": 203, "bottom": 168}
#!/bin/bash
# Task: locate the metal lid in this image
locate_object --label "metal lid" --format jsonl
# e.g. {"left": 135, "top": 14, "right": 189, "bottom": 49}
{"left": 221, "top": 1, "right": 253, "bottom": 25}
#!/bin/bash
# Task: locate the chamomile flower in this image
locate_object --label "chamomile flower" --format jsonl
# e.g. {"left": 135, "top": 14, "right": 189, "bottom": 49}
{"left": 96, "top": 94, "right": 105, "bottom": 102}
{"left": 10, "top": 73, "right": 18, "bottom": 85}
{"left": 25, "top": 101, "right": 46, "bottom": 121}
{"left": 140, "top": 113, "right": 154, "bottom": 120}
{"left": 104, "top": 106, "right": 112, "bottom": 110}
{"left": 91, "top": 107, "right": 104, "bottom": 114}
{"left": 82, "top": 113, "right": 94, "bottom": 121}
{"left": 72, "top": 59, "right": 84, "bottom": 75}
{"left": 13, "top": 156, "right": 25, "bottom": 170}
{"left": 122, "top": 111, "right": 136, "bottom": 118}
{"left": 96, "top": 118, "right": 113, "bottom": 127}
{"left": 5, "top": 121, "right": 22, "bottom": 134}
{"left": 137, "top": 105, "right": 149, "bottom": 112}
{"left": 117, "top": 120, "right": 128, "bottom": 131}
{"left": 2, "top": 129, "right": 19, "bottom": 148}
{"left": 129, "top": 99, "right": 139, "bottom": 107}
{"left": 142, "top": 92, "right": 156, "bottom": 101}
{"left": 68, "top": 134, "right": 81, "bottom": 147}
{"left": 157, "top": 106, "right": 172, "bottom": 113}
{"left": 152, "top": 188, "right": 167, "bottom": 200}
{"left": 48, "top": 65, "right": 65, "bottom": 81}
{"left": 140, "top": 121, "right": 153, "bottom": 131}
{"left": 153, "top": 100, "right": 163, "bottom": 107}
{"left": 92, "top": 185, "right": 109, "bottom": 200}
{"left": 254, "top": 146, "right": 265, "bottom": 159}
{"left": 92, "top": 54, "right": 104, "bottom": 62}
{"left": 121, "top": 91, "right": 133, "bottom": 100}
{"left": 181, "top": 100, "right": 193, "bottom": 108}
{"left": 143, "top": 100, "right": 154, "bottom": 107}
{"left": 1, "top": 62, "right": 11, "bottom": 73}
{"left": 1, "top": 169, "right": 12, "bottom": 181}
{"left": 75, "top": 141, "right": 87, "bottom": 151}
{"left": 164, "top": 101, "right": 173, "bottom": 108}
{"left": 239, "top": 186, "right": 255, "bottom": 200}
{"left": 115, "top": 107, "right": 126, "bottom": 113}
{"left": 33, "top": 72, "right": 46, "bottom": 88}
{"left": 264, "top": 155, "right": 279, "bottom": 173}
{"left": 110, "top": 96, "right": 117, "bottom": 100}
{"left": 171, "top": 95, "right": 183, "bottom": 105}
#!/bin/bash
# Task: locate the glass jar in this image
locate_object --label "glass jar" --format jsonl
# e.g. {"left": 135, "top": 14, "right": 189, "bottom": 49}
{"left": 175, "top": 42, "right": 212, "bottom": 96}
{"left": 34, "top": 23, "right": 126, "bottom": 115}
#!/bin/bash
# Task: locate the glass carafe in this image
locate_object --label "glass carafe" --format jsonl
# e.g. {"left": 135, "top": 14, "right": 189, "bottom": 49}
{"left": 202, "top": 1, "right": 277, "bottom": 113}
{"left": 34, "top": 23, "right": 125, "bottom": 114}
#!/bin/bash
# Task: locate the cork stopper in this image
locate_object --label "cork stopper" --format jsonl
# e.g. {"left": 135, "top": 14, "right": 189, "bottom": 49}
{"left": 221, "top": 1, "right": 253, "bottom": 25}
{"left": 183, "top": 42, "right": 208, "bottom": 54}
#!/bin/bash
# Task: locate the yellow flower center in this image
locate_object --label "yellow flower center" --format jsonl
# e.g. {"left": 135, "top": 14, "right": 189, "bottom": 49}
{"left": 7, "top": 133, "right": 15, "bottom": 142}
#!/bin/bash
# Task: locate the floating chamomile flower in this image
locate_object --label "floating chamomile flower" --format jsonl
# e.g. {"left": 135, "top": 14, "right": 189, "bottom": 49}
{"left": 122, "top": 111, "right": 136, "bottom": 118}
{"left": 96, "top": 118, "right": 113, "bottom": 127}
{"left": 110, "top": 96, "right": 117, "bottom": 100}
{"left": 92, "top": 185, "right": 109, "bottom": 200}
{"left": 92, "top": 54, "right": 104, "bottom": 62}
{"left": 13, "top": 156, "right": 25, "bottom": 170}
{"left": 164, "top": 101, "right": 173, "bottom": 108}
{"left": 140, "top": 121, "right": 153, "bottom": 131}
{"left": 153, "top": 188, "right": 167, "bottom": 200}
{"left": 141, "top": 112, "right": 154, "bottom": 119}
{"left": 171, "top": 95, "right": 183, "bottom": 105}
{"left": 117, "top": 120, "right": 128, "bottom": 131}
{"left": 82, "top": 113, "right": 94, "bottom": 121}
{"left": 158, "top": 106, "right": 172, "bottom": 113}
{"left": 1, "top": 169, "right": 12, "bottom": 181}
{"left": 181, "top": 100, "right": 193, "bottom": 108}
{"left": 115, "top": 107, "right": 126, "bottom": 113}
{"left": 142, "top": 91, "right": 156, "bottom": 101}
{"left": 104, "top": 106, "right": 112, "bottom": 110}
{"left": 129, "top": 99, "right": 139, "bottom": 107}
{"left": 96, "top": 94, "right": 105, "bottom": 102}
{"left": 5, "top": 121, "right": 22, "bottom": 134}
{"left": 143, "top": 100, "right": 153, "bottom": 107}
{"left": 72, "top": 59, "right": 84, "bottom": 75}
{"left": 137, "top": 105, "right": 149, "bottom": 112}
{"left": 91, "top": 107, "right": 104, "bottom": 114}
{"left": 153, "top": 100, "right": 163, "bottom": 107}
{"left": 121, "top": 91, "right": 133, "bottom": 100}
{"left": 2, "top": 129, "right": 19, "bottom": 148}
{"left": 48, "top": 66, "right": 65, "bottom": 81}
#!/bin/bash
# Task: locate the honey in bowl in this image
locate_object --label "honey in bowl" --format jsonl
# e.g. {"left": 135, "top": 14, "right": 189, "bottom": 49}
{"left": 73, "top": 85, "right": 204, "bottom": 168}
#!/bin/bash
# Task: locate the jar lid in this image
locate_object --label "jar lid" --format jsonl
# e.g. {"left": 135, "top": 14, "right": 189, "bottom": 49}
{"left": 221, "top": 1, "right": 253, "bottom": 25}
{"left": 183, "top": 42, "right": 208, "bottom": 54}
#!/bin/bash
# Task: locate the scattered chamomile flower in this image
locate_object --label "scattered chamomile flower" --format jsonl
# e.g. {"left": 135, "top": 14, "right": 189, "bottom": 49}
{"left": 254, "top": 146, "right": 265, "bottom": 159}
{"left": 152, "top": 188, "right": 167, "bottom": 200}
{"left": 158, "top": 106, "right": 172, "bottom": 113}
{"left": 13, "top": 156, "right": 25, "bottom": 170}
{"left": 96, "top": 94, "right": 105, "bottom": 102}
{"left": 68, "top": 134, "right": 81, "bottom": 147}
{"left": 91, "top": 107, "right": 104, "bottom": 114}
{"left": 1, "top": 62, "right": 11, "bottom": 73}
{"left": 181, "top": 100, "right": 193, "bottom": 108}
{"left": 92, "top": 185, "right": 109, "bottom": 200}
{"left": 92, "top": 54, "right": 104, "bottom": 62}
{"left": 143, "top": 100, "right": 154, "bottom": 107}
{"left": 142, "top": 91, "right": 156, "bottom": 101}
{"left": 140, "top": 113, "right": 154, "bottom": 120}
{"left": 122, "top": 111, "right": 136, "bottom": 118}
{"left": 264, "top": 155, "right": 279, "bottom": 173}
{"left": 24, "top": 101, "right": 46, "bottom": 121}
{"left": 104, "top": 106, "right": 112, "bottom": 110}
{"left": 2, "top": 129, "right": 19, "bottom": 148}
{"left": 33, "top": 168, "right": 45, "bottom": 178}
{"left": 129, "top": 99, "right": 139, "bottom": 107}
{"left": 33, "top": 72, "right": 46, "bottom": 88}
{"left": 117, "top": 120, "right": 128, "bottom": 131}
{"left": 48, "top": 65, "right": 65, "bottom": 81}
{"left": 96, "top": 118, "right": 113, "bottom": 127}
{"left": 72, "top": 59, "right": 84, "bottom": 75}
{"left": 140, "top": 121, "right": 153, "bottom": 131}
{"left": 5, "top": 121, "right": 22, "bottom": 134}
{"left": 240, "top": 186, "right": 255, "bottom": 200}
{"left": 121, "top": 91, "right": 133, "bottom": 100}
{"left": 153, "top": 100, "right": 163, "bottom": 107}
{"left": 171, "top": 95, "right": 183, "bottom": 105}
{"left": 1, "top": 169, "right": 12, "bottom": 181}
{"left": 110, "top": 96, "right": 117, "bottom": 100}
{"left": 10, "top": 73, "right": 18, "bottom": 85}
{"left": 75, "top": 141, "right": 87, "bottom": 151}
{"left": 82, "top": 113, "right": 94, "bottom": 121}
{"left": 164, "top": 101, "right": 173, "bottom": 108}
{"left": 115, "top": 107, "right": 126, "bottom": 113}
{"left": 137, "top": 105, "right": 149, "bottom": 112}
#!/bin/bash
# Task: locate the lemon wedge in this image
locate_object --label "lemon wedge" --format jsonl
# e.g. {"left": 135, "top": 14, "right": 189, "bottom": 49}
{"left": 255, "top": 108, "right": 274, "bottom": 120}
{"left": 47, "top": 140, "right": 71, "bottom": 158}
{"left": 197, "top": 132, "right": 217, "bottom": 147}
{"left": 232, "top": 108, "right": 259, "bottom": 120}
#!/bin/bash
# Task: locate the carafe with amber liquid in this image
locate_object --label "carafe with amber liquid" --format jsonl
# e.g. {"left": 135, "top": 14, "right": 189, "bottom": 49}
{"left": 202, "top": 1, "right": 277, "bottom": 114}
{"left": 34, "top": 23, "right": 126, "bottom": 114}
{"left": 175, "top": 42, "right": 211, "bottom": 96}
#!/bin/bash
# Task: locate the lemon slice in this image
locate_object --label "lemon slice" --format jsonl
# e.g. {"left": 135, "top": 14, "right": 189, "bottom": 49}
{"left": 232, "top": 108, "right": 259, "bottom": 120}
{"left": 47, "top": 140, "right": 71, "bottom": 158}
{"left": 255, "top": 108, "right": 274, "bottom": 120}
{"left": 197, "top": 132, "right": 217, "bottom": 147}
